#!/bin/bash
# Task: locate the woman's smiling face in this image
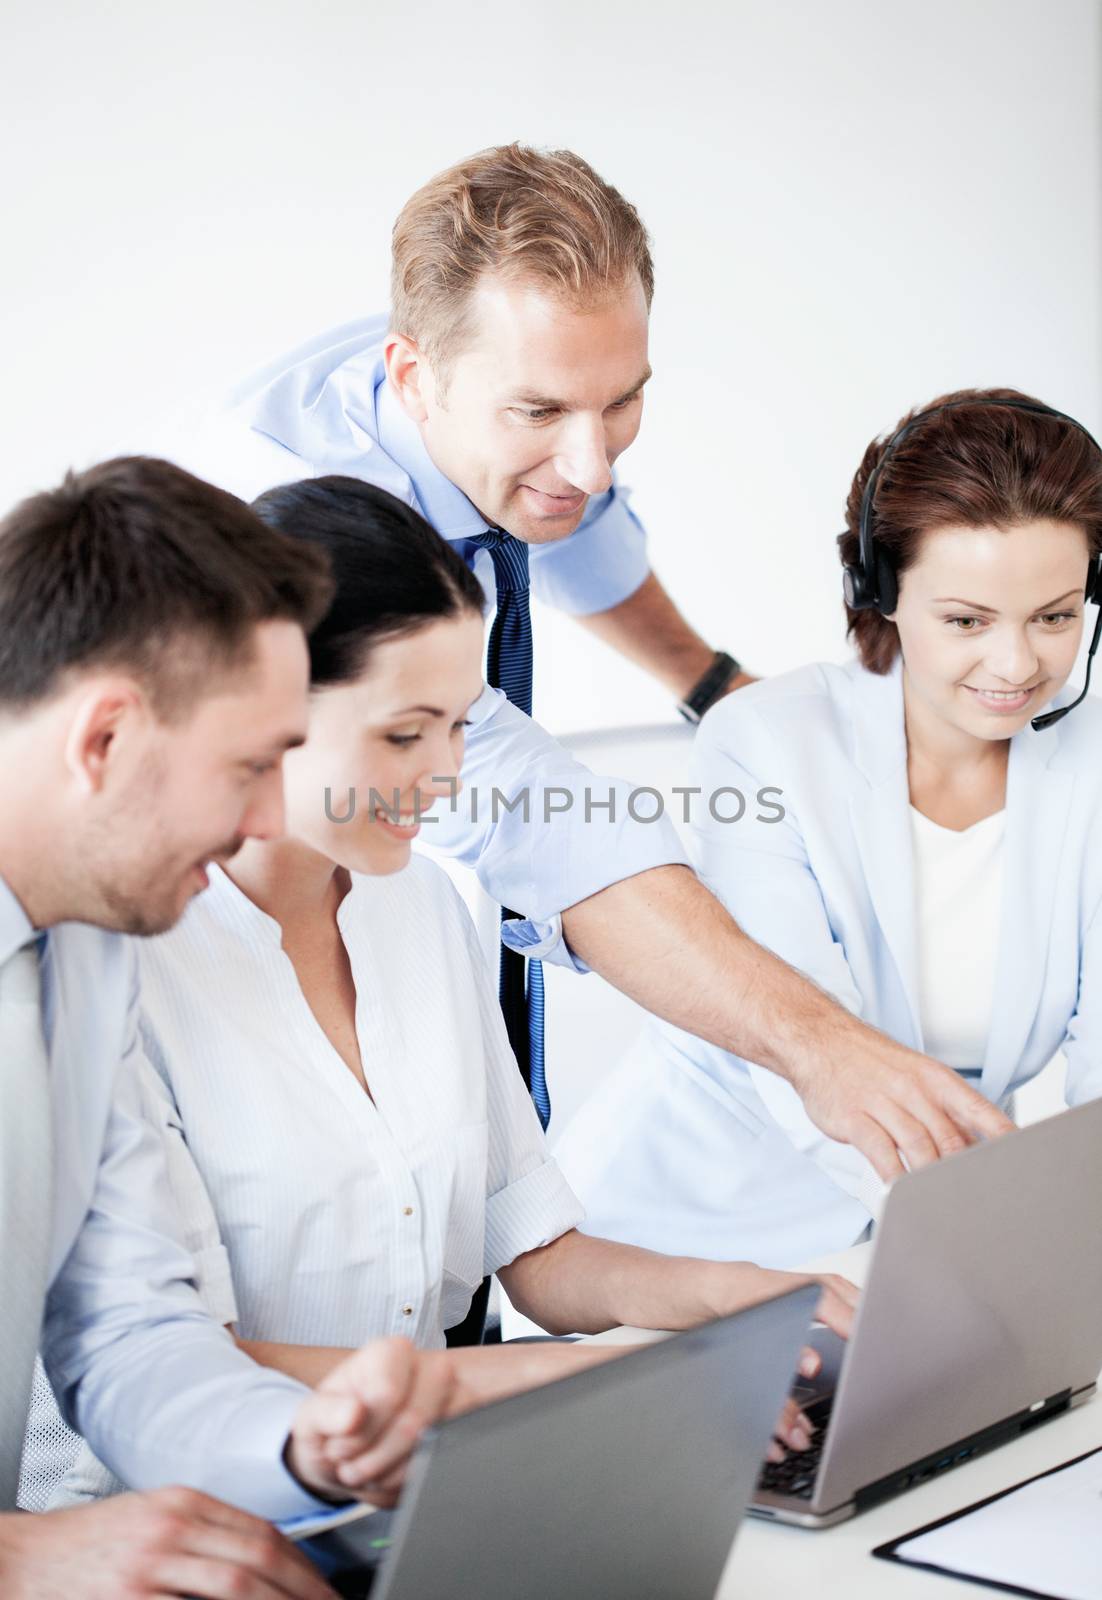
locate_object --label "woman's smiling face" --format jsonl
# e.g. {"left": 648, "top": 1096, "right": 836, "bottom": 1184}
{"left": 280, "top": 611, "right": 486, "bottom": 874}
{"left": 890, "top": 518, "right": 1093, "bottom": 742}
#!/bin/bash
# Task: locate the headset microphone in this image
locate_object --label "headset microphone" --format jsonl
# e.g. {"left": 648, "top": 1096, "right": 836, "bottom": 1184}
{"left": 840, "top": 396, "right": 1102, "bottom": 732}
{"left": 1030, "top": 587, "right": 1102, "bottom": 731}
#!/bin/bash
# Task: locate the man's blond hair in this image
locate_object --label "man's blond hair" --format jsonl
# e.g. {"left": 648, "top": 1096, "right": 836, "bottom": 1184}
{"left": 390, "top": 143, "right": 654, "bottom": 373}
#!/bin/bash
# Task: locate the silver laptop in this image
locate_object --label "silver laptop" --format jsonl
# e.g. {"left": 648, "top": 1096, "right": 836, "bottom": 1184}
{"left": 290, "top": 1284, "right": 818, "bottom": 1599}
{"left": 753, "top": 1096, "right": 1102, "bottom": 1528}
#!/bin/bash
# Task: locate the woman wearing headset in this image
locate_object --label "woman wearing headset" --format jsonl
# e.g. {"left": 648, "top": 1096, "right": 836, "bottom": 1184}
{"left": 554, "top": 387, "right": 1102, "bottom": 1266}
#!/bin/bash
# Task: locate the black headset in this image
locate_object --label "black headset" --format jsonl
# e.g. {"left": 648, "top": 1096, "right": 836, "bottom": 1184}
{"left": 841, "top": 395, "right": 1102, "bottom": 731}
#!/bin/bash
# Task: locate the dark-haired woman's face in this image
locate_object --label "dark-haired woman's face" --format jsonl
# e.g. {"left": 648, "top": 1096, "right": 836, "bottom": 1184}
{"left": 281, "top": 613, "right": 485, "bottom": 874}
{"left": 891, "top": 518, "right": 1091, "bottom": 747}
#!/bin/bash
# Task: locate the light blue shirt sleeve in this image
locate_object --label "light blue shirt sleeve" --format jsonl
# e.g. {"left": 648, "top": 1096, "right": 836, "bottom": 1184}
{"left": 420, "top": 684, "right": 689, "bottom": 965}
{"left": 527, "top": 483, "right": 650, "bottom": 616}
{"left": 39, "top": 962, "right": 326, "bottom": 1520}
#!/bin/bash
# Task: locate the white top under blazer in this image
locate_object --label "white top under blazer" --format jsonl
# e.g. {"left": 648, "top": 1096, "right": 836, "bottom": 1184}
{"left": 554, "top": 658, "right": 1102, "bottom": 1268}
{"left": 909, "top": 805, "right": 1006, "bottom": 1073}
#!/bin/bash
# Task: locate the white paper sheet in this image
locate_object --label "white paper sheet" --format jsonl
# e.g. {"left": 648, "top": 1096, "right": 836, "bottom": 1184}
{"left": 893, "top": 1449, "right": 1102, "bottom": 1600}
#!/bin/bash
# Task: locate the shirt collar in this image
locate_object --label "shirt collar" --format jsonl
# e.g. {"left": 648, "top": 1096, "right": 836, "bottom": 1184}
{"left": 203, "top": 863, "right": 377, "bottom": 948}
{"left": 202, "top": 866, "right": 285, "bottom": 948}
{"left": 373, "top": 376, "right": 491, "bottom": 542}
{"left": 246, "top": 320, "right": 389, "bottom": 477}
{"left": 0, "top": 872, "right": 35, "bottom": 968}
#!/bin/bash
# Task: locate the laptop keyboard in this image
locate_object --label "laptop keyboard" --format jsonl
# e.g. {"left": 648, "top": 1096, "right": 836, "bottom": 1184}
{"left": 756, "top": 1399, "right": 833, "bottom": 1500}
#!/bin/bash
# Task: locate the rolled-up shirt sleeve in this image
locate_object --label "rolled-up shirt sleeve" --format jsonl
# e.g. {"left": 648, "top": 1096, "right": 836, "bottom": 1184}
{"left": 39, "top": 967, "right": 325, "bottom": 1520}
{"left": 499, "top": 911, "right": 590, "bottom": 973}
{"left": 528, "top": 482, "right": 650, "bottom": 617}
{"left": 422, "top": 685, "right": 690, "bottom": 944}
{"left": 458, "top": 914, "right": 584, "bottom": 1273}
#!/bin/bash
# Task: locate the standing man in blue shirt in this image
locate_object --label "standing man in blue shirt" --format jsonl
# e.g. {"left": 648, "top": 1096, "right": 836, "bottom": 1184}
{"left": 185, "top": 143, "right": 1012, "bottom": 1182}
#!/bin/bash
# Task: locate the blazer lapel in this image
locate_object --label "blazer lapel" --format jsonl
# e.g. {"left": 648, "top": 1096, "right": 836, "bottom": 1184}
{"left": 981, "top": 725, "right": 1075, "bottom": 1105}
{"left": 848, "top": 663, "right": 923, "bottom": 1044}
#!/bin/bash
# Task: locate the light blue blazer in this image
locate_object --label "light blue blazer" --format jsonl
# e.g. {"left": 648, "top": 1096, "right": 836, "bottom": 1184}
{"left": 554, "top": 658, "right": 1102, "bottom": 1268}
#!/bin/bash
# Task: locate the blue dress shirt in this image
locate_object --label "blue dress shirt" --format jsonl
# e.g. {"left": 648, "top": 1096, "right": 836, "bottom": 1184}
{"left": 215, "top": 315, "right": 652, "bottom": 616}
{"left": 0, "top": 875, "right": 325, "bottom": 1519}
{"left": 179, "top": 316, "right": 690, "bottom": 960}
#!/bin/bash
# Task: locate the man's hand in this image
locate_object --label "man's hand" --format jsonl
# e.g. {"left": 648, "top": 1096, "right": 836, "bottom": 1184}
{"left": 562, "top": 868, "right": 1015, "bottom": 1183}
{"left": 286, "top": 1337, "right": 456, "bottom": 1507}
{"left": 0, "top": 1491, "right": 334, "bottom": 1600}
{"left": 789, "top": 1029, "right": 1016, "bottom": 1183}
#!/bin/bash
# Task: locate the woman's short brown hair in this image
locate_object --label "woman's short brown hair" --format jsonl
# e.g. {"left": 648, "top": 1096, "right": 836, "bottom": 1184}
{"left": 838, "top": 387, "right": 1102, "bottom": 674}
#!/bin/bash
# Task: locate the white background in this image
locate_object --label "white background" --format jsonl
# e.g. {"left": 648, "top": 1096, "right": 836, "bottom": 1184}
{"left": 2, "top": 0, "right": 1099, "bottom": 734}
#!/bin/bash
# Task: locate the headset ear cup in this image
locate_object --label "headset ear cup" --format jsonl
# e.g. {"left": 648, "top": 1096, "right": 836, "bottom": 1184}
{"left": 875, "top": 547, "right": 898, "bottom": 616}
{"left": 1088, "top": 553, "right": 1102, "bottom": 605}
{"left": 842, "top": 563, "right": 875, "bottom": 611}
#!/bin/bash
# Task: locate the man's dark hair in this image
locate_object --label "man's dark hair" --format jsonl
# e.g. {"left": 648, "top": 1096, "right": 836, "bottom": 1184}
{"left": 251, "top": 476, "right": 485, "bottom": 686}
{"left": 0, "top": 456, "right": 334, "bottom": 716}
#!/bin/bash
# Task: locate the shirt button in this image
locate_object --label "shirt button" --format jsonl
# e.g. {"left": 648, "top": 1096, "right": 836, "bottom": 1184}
{"left": 402, "top": 1206, "right": 414, "bottom": 1217}
{"left": 402, "top": 1304, "right": 414, "bottom": 1317}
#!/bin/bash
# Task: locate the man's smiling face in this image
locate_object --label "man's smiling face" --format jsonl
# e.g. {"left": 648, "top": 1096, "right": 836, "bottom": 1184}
{"left": 395, "top": 271, "right": 651, "bottom": 545}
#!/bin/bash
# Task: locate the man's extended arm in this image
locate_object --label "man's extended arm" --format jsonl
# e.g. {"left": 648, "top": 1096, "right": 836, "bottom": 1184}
{"left": 574, "top": 570, "right": 755, "bottom": 701}
{"left": 422, "top": 688, "right": 1011, "bottom": 1176}
{"left": 560, "top": 865, "right": 1013, "bottom": 1182}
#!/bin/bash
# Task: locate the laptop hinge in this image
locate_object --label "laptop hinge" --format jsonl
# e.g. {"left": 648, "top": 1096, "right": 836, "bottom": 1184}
{"left": 852, "top": 1389, "right": 1072, "bottom": 1513}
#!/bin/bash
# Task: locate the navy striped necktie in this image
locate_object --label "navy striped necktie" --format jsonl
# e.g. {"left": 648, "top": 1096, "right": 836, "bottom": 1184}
{"left": 469, "top": 529, "right": 549, "bottom": 1129}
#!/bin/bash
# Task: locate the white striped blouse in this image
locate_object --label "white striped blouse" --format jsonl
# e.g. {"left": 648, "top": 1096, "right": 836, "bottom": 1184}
{"left": 133, "top": 856, "right": 583, "bottom": 1350}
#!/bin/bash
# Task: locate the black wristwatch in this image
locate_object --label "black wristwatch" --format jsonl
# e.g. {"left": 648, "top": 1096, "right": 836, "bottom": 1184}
{"left": 677, "top": 651, "right": 742, "bottom": 724}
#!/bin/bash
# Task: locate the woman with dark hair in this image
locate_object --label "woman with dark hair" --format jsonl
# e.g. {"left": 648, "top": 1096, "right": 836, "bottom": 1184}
{"left": 556, "top": 388, "right": 1102, "bottom": 1265}
{"left": 50, "top": 476, "right": 852, "bottom": 1506}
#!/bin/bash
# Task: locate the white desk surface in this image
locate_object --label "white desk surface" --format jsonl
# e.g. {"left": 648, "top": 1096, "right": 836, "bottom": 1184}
{"left": 589, "top": 1242, "right": 1102, "bottom": 1599}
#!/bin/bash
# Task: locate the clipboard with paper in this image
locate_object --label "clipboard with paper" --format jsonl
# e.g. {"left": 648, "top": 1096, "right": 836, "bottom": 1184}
{"left": 873, "top": 1446, "right": 1102, "bottom": 1599}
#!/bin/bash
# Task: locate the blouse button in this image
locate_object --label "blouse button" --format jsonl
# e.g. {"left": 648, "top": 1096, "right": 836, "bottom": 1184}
{"left": 402, "top": 1304, "right": 414, "bottom": 1317}
{"left": 402, "top": 1206, "right": 414, "bottom": 1216}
